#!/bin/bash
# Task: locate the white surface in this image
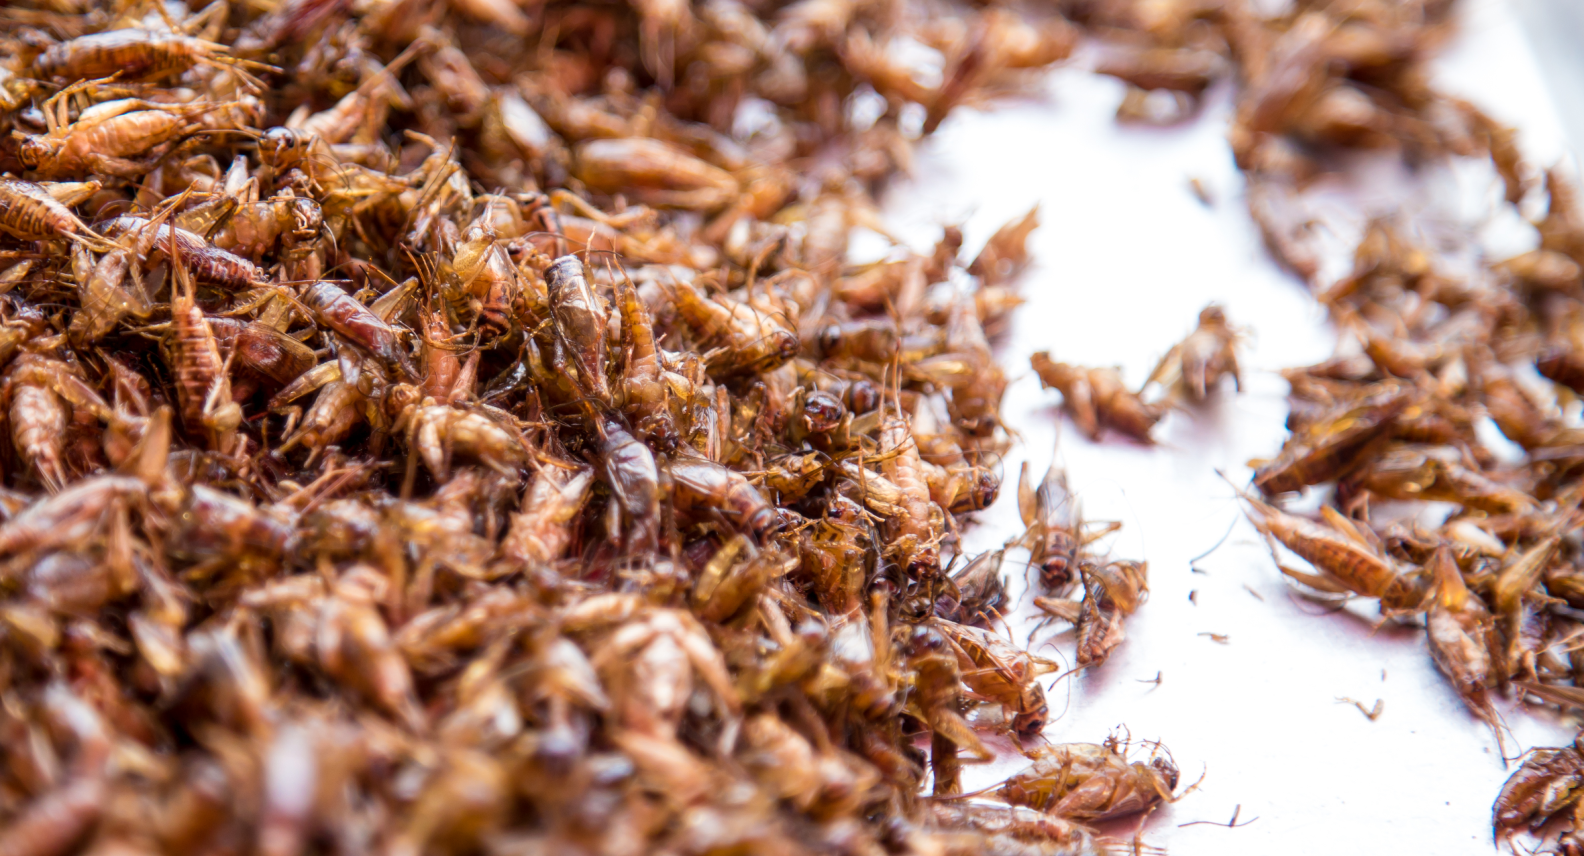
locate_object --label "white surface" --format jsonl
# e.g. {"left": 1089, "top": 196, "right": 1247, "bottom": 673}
{"left": 879, "top": 2, "right": 1578, "bottom": 852}
{"left": 1511, "top": 0, "right": 1584, "bottom": 160}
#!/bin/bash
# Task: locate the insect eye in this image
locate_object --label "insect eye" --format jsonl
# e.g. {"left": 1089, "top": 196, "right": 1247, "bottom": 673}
{"left": 802, "top": 391, "right": 844, "bottom": 433}
{"left": 817, "top": 324, "right": 841, "bottom": 354}
{"left": 845, "top": 380, "right": 879, "bottom": 415}
{"left": 1152, "top": 757, "right": 1180, "bottom": 789}
{"left": 261, "top": 127, "right": 295, "bottom": 155}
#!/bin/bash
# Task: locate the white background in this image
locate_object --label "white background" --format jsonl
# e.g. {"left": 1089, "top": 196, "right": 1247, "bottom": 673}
{"left": 878, "top": 1, "right": 1581, "bottom": 852}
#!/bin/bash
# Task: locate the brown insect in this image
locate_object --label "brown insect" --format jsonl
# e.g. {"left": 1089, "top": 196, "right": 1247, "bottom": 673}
{"left": 1145, "top": 304, "right": 1242, "bottom": 403}
{"left": 1031, "top": 352, "right": 1164, "bottom": 443}
{"left": 34, "top": 28, "right": 274, "bottom": 87}
{"left": 1038, "top": 558, "right": 1150, "bottom": 671}
{"left": 0, "top": 3, "right": 1192, "bottom": 854}
{"left": 1494, "top": 737, "right": 1584, "bottom": 852}
{"left": 0, "top": 177, "right": 114, "bottom": 247}
{"left": 16, "top": 88, "right": 242, "bottom": 178}
{"left": 1253, "top": 383, "right": 1415, "bottom": 496}
{"left": 997, "top": 737, "right": 1183, "bottom": 822}
{"left": 1237, "top": 482, "right": 1424, "bottom": 612}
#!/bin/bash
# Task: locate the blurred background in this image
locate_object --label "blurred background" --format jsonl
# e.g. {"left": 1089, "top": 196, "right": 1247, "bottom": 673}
{"left": 1516, "top": 0, "right": 1584, "bottom": 159}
